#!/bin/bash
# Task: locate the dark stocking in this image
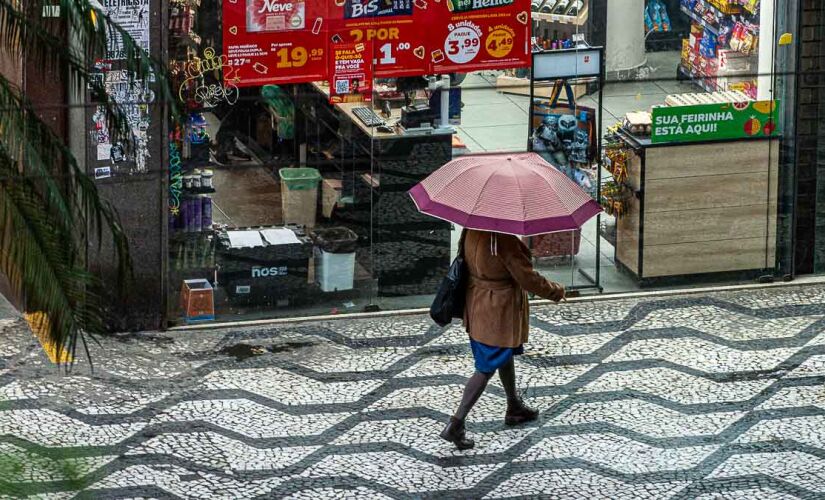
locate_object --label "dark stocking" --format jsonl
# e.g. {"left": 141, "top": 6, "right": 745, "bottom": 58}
{"left": 498, "top": 357, "right": 518, "bottom": 404}
{"left": 454, "top": 371, "right": 493, "bottom": 421}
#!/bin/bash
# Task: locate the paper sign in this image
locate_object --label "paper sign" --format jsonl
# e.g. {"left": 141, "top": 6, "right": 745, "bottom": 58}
{"left": 97, "top": 143, "right": 112, "bottom": 161}
{"left": 329, "top": 42, "right": 373, "bottom": 103}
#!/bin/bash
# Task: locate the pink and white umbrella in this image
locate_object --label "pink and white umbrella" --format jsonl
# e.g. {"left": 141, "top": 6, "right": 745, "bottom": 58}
{"left": 409, "top": 152, "right": 602, "bottom": 236}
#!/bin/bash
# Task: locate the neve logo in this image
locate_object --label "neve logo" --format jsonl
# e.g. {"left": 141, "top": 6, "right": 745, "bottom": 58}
{"left": 257, "top": 0, "right": 293, "bottom": 13}
{"left": 251, "top": 266, "right": 288, "bottom": 278}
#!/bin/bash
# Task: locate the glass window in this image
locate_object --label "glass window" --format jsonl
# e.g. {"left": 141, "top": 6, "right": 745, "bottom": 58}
{"left": 166, "top": 0, "right": 799, "bottom": 325}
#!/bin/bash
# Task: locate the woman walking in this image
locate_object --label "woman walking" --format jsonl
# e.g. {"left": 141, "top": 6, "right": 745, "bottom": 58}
{"left": 440, "top": 229, "right": 565, "bottom": 450}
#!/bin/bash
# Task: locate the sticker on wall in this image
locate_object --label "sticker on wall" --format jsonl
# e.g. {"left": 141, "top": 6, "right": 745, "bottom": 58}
{"left": 94, "top": 166, "right": 112, "bottom": 180}
{"left": 89, "top": 71, "right": 154, "bottom": 175}
{"left": 98, "top": 0, "right": 151, "bottom": 60}
{"left": 96, "top": 143, "right": 112, "bottom": 161}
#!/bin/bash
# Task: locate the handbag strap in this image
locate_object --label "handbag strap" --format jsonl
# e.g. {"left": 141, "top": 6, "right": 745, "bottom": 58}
{"left": 548, "top": 79, "right": 577, "bottom": 109}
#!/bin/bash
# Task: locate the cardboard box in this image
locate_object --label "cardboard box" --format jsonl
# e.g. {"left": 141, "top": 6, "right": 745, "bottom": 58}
{"left": 321, "top": 178, "right": 343, "bottom": 219}
{"left": 180, "top": 279, "right": 215, "bottom": 323}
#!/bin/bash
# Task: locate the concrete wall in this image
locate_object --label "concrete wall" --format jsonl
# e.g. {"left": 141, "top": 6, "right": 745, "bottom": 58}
{"left": 795, "top": 0, "right": 825, "bottom": 272}
{"left": 84, "top": 0, "right": 167, "bottom": 332}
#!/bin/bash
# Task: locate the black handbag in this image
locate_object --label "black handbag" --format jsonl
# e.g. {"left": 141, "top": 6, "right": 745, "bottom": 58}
{"left": 430, "top": 229, "right": 468, "bottom": 327}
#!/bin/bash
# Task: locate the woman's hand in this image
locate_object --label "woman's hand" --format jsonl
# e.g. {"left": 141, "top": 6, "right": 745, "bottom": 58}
{"left": 550, "top": 283, "right": 565, "bottom": 303}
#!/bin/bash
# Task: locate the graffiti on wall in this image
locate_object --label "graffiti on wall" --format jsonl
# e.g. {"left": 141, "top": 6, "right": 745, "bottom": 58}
{"left": 176, "top": 47, "right": 239, "bottom": 108}
{"left": 168, "top": 142, "right": 183, "bottom": 215}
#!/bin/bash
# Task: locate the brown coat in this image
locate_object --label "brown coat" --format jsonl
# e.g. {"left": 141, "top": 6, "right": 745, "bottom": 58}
{"left": 462, "top": 229, "right": 564, "bottom": 348}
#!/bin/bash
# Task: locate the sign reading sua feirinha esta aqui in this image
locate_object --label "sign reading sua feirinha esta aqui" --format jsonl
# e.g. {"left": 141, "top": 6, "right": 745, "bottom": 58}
{"left": 651, "top": 100, "right": 780, "bottom": 144}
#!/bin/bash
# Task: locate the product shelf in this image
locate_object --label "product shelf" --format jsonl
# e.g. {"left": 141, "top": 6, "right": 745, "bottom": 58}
{"left": 532, "top": 3, "right": 589, "bottom": 26}
{"left": 680, "top": 5, "right": 720, "bottom": 35}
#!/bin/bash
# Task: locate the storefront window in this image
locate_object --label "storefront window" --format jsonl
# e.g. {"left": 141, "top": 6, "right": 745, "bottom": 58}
{"left": 166, "top": 0, "right": 798, "bottom": 325}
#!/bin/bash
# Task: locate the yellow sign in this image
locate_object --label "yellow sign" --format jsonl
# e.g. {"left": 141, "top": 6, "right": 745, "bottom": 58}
{"left": 25, "top": 312, "right": 73, "bottom": 364}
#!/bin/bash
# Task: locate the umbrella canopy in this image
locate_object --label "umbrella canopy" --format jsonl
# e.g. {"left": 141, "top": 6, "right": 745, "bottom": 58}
{"left": 409, "top": 152, "right": 602, "bottom": 236}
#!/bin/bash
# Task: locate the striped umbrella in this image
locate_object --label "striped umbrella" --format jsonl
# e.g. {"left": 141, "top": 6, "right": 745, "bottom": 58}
{"left": 409, "top": 152, "right": 602, "bottom": 236}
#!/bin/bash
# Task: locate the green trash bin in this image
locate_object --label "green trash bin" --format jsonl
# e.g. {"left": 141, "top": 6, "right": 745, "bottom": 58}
{"left": 279, "top": 168, "right": 321, "bottom": 228}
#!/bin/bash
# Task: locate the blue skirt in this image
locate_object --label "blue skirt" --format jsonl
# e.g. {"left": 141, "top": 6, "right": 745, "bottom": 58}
{"left": 470, "top": 339, "right": 524, "bottom": 374}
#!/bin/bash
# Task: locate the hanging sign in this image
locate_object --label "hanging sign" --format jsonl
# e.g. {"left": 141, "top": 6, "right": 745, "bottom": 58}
{"left": 329, "top": 42, "right": 373, "bottom": 103}
{"left": 651, "top": 100, "right": 781, "bottom": 144}
{"left": 329, "top": 0, "right": 428, "bottom": 78}
{"left": 223, "top": 0, "right": 328, "bottom": 86}
{"left": 223, "top": 0, "right": 531, "bottom": 87}
{"left": 429, "top": 0, "right": 531, "bottom": 74}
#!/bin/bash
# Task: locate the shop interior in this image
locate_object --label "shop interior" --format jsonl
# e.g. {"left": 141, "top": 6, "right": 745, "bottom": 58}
{"left": 170, "top": 0, "right": 782, "bottom": 325}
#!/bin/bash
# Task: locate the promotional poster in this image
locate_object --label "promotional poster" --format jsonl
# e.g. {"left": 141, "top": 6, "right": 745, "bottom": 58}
{"left": 223, "top": 0, "right": 328, "bottom": 86}
{"left": 329, "top": 0, "right": 428, "bottom": 78}
{"left": 329, "top": 42, "right": 373, "bottom": 104}
{"left": 223, "top": 0, "right": 530, "bottom": 87}
{"left": 431, "top": 0, "right": 531, "bottom": 73}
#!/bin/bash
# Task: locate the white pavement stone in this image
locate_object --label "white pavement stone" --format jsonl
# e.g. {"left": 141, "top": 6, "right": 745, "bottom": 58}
{"left": 126, "top": 432, "right": 318, "bottom": 471}
{"left": 605, "top": 337, "right": 797, "bottom": 373}
{"left": 282, "top": 487, "right": 393, "bottom": 499}
{"left": 756, "top": 385, "right": 825, "bottom": 411}
{"left": 709, "top": 451, "right": 825, "bottom": 493}
{"left": 293, "top": 345, "right": 417, "bottom": 373}
{"left": 549, "top": 399, "right": 745, "bottom": 439}
{"left": 631, "top": 305, "right": 821, "bottom": 341}
{"left": 152, "top": 399, "right": 351, "bottom": 438}
{"left": 735, "top": 415, "right": 825, "bottom": 449}
{"left": 301, "top": 451, "right": 503, "bottom": 492}
{"left": 332, "top": 417, "right": 535, "bottom": 457}
{"left": 201, "top": 367, "right": 383, "bottom": 406}
{"left": 694, "top": 489, "right": 800, "bottom": 500}
{"left": 89, "top": 464, "right": 287, "bottom": 499}
{"left": 580, "top": 367, "right": 773, "bottom": 405}
{"left": 484, "top": 468, "right": 689, "bottom": 499}
{"left": 0, "top": 409, "right": 145, "bottom": 447}
{"left": 515, "top": 433, "right": 719, "bottom": 474}
{"left": 787, "top": 354, "right": 825, "bottom": 378}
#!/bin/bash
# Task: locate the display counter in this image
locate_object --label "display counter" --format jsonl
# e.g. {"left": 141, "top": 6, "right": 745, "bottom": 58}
{"left": 296, "top": 83, "right": 454, "bottom": 297}
{"left": 613, "top": 131, "right": 779, "bottom": 284}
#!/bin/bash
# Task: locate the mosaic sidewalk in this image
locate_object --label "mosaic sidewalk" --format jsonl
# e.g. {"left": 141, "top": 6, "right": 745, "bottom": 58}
{"left": 1, "top": 286, "right": 825, "bottom": 498}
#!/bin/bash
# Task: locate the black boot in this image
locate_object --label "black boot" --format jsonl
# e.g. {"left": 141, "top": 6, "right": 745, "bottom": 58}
{"left": 505, "top": 398, "right": 539, "bottom": 426}
{"left": 440, "top": 417, "right": 475, "bottom": 450}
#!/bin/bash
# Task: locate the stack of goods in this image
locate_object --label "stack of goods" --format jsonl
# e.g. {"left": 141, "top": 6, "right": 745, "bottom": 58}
{"left": 601, "top": 126, "right": 637, "bottom": 221}
{"left": 680, "top": 0, "right": 759, "bottom": 98}
{"left": 623, "top": 111, "right": 652, "bottom": 136}
{"left": 531, "top": 0, "right": 585, "bottom": 16}
{"left": 645, "top": 0, "right": 672, "bottom": 33}
{"left": 663, "top": 90, "right": 751, "bottom": 106}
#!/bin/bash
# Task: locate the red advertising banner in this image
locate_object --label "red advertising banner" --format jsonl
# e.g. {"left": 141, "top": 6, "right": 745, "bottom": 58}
{"left": 223, "top": 0, "right": 328, "bottom": 86}
{"left": 430, "top": 0, "right": 531, "bottom": 74}
{"left": 328, "top": 0, "right": 429, "bottom": 78}
{"left": 329, "top": 42, "right": 373, "bottom": 103}
{"left": 223, "top": 0, "right": 530, "bottom": 87}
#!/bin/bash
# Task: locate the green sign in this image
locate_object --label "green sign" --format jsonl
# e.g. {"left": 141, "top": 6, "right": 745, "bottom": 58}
{"left": 651, "top": 100, "right": 781, "bottom": 144}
